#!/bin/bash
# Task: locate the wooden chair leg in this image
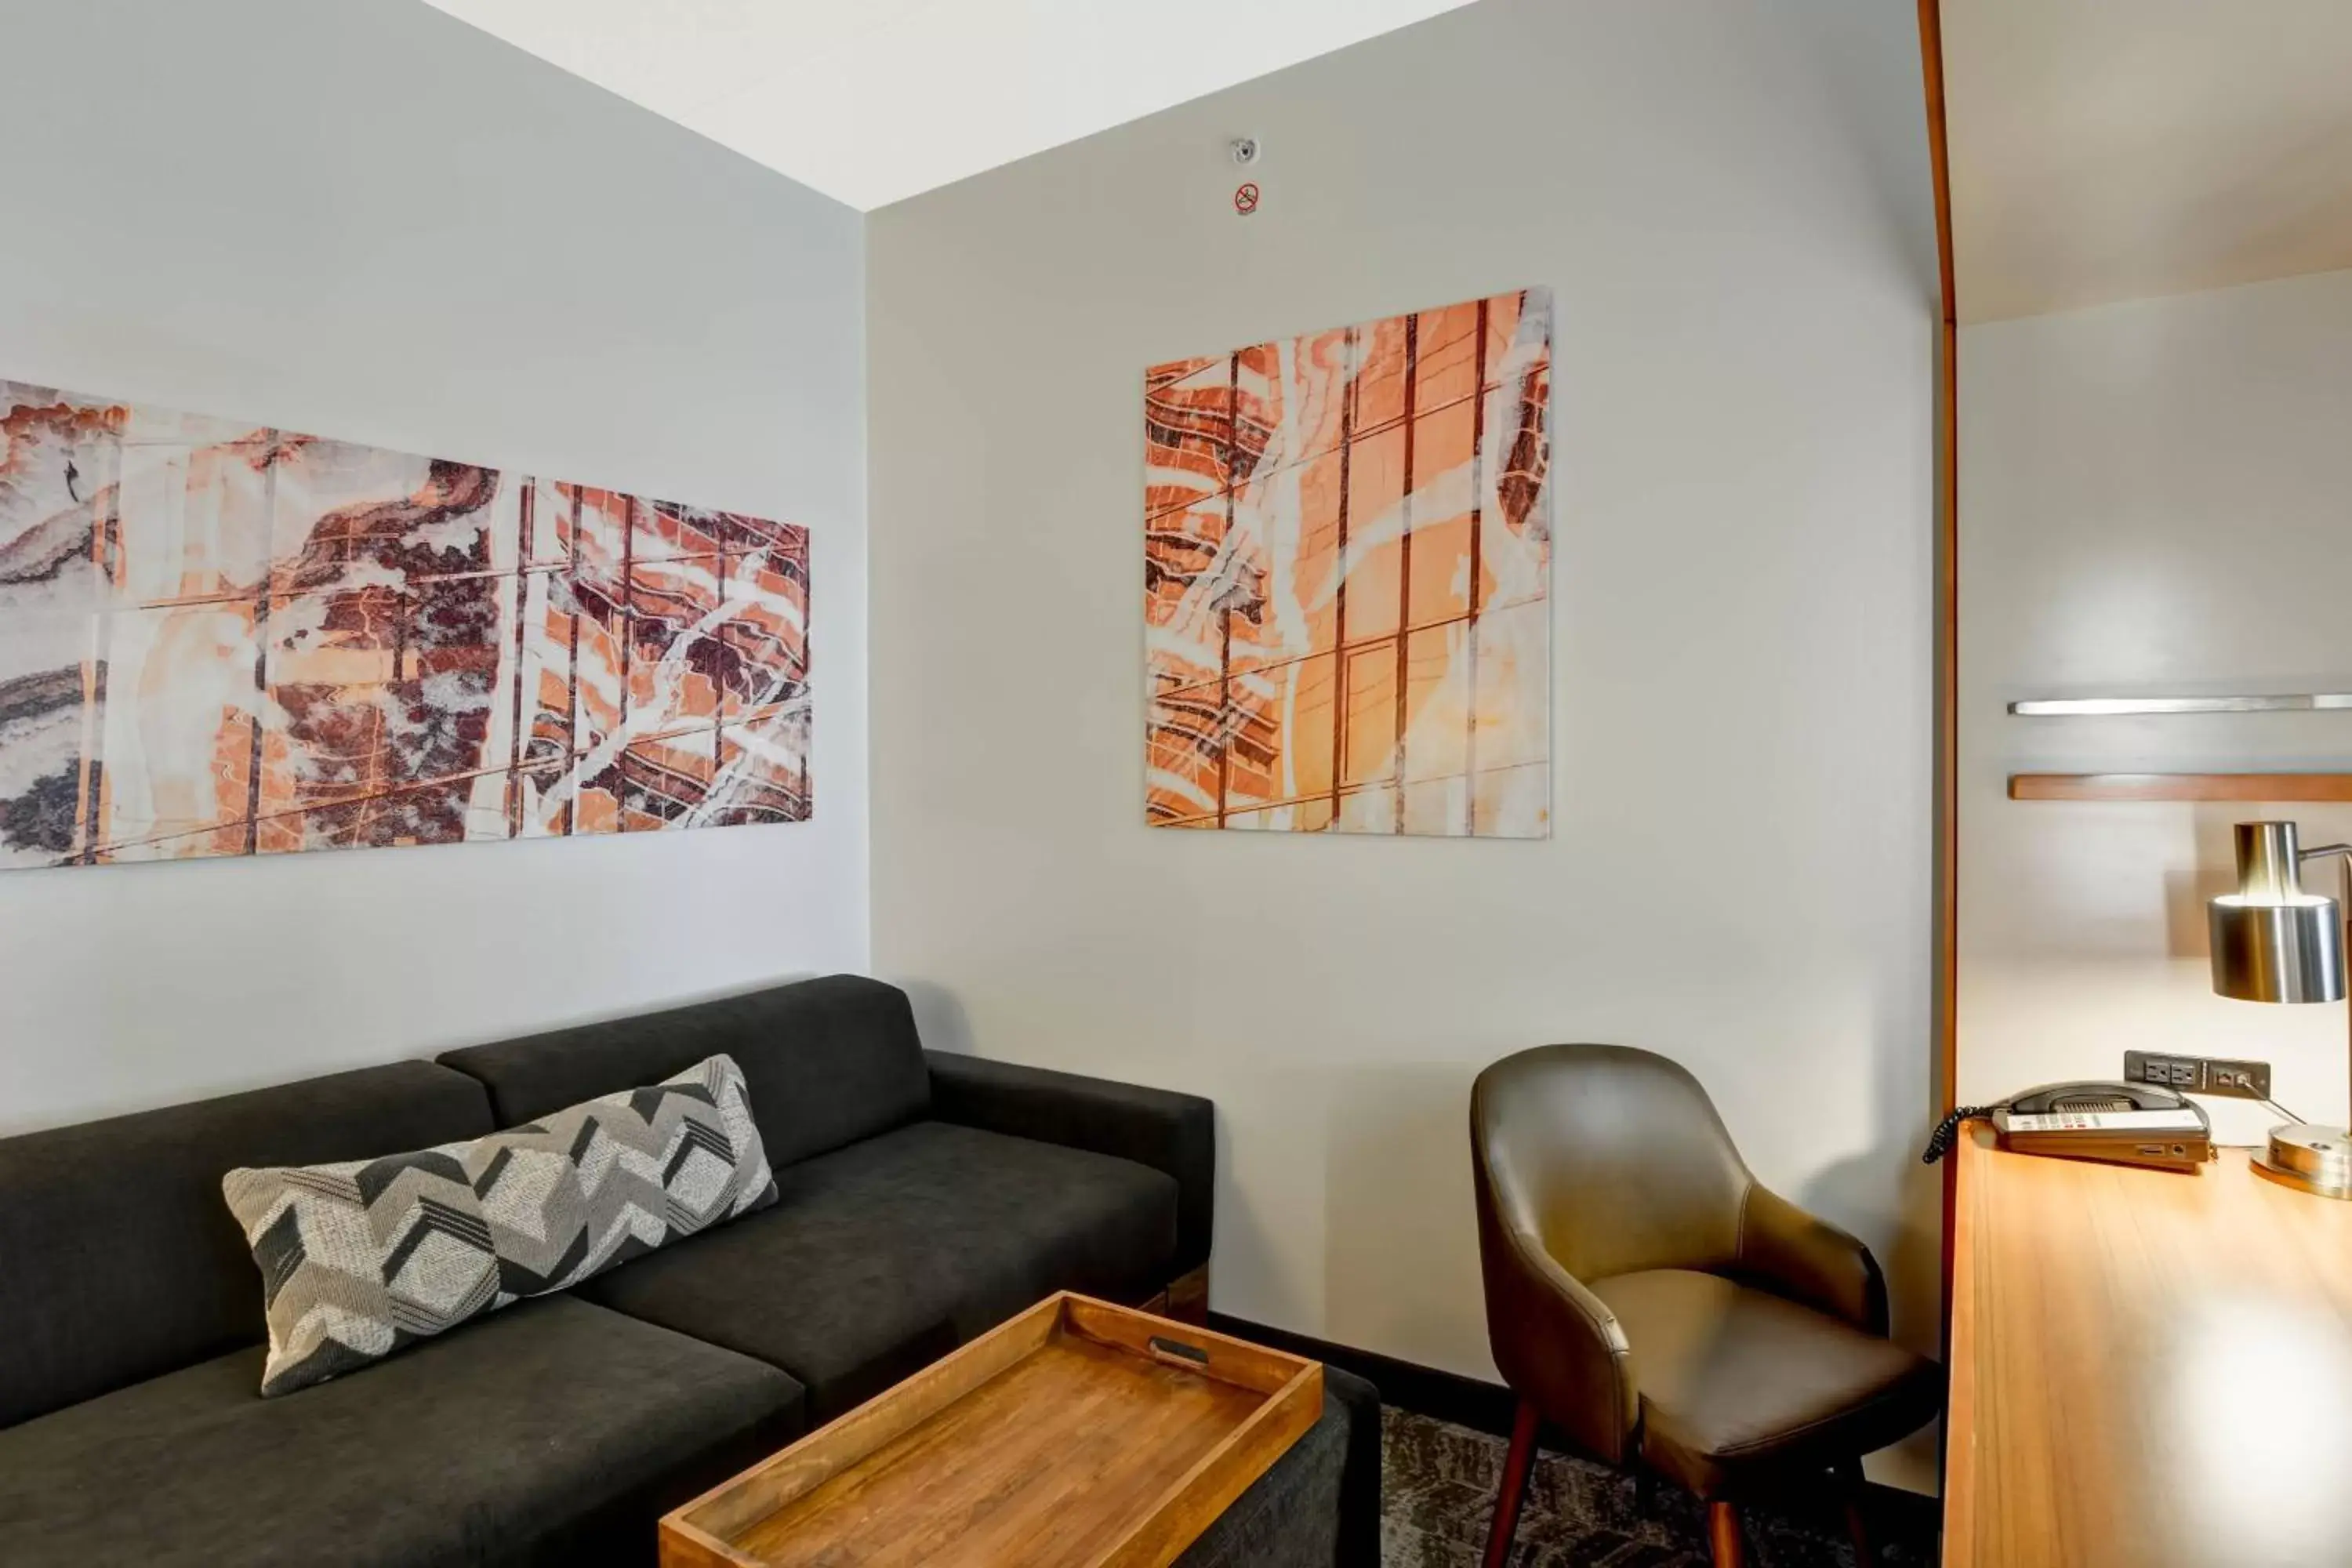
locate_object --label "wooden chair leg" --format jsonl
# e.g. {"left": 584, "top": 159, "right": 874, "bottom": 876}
{"left": 1835, "top": 1457, "right": 1873, "bottom": 1564}
{"left": 1707, "top": 1500, "right": 1747, "bottom": 1568}
{"left": 1482, "top": 1399, "right": 1541, "bottom": 1568}
{"left": 1633, "top": 1464, "right": 1655, "bottom": 1517}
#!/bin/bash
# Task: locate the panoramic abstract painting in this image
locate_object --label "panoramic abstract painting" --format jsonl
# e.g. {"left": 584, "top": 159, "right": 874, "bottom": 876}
{"left": 0, "top": 379, "right": 809, "bottom": 870}
{"left": 1144, "top": 288, "right": 1552, "bottom": 837}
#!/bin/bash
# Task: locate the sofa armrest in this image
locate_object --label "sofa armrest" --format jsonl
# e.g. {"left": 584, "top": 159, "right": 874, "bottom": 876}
{"left": 923, "top": 1049, "right": 1214, "bottom": 1276}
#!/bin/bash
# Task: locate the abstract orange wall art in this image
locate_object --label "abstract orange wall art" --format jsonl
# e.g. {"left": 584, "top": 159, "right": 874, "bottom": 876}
{"left": 1145, "top": 289, "right": 1552, "bottom": 837}
{"left": 0, "top": 379, "right": 809, "bottom": 869}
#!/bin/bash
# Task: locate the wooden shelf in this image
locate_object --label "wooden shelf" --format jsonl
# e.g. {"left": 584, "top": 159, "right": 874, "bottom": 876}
{"left": 2009, "top": 773, "right": 2352, "bottom": 802}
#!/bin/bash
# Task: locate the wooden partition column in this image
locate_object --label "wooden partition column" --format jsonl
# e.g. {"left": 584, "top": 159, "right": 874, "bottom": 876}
{"left": 1916, "top": 0, "right": 1959, "bottom": 1321}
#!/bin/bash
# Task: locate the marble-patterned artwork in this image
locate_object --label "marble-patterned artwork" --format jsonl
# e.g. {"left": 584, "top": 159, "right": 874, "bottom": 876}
{"left": 0, "top": 379, "right": 809, "bottom": 870}
{"left": 1143, "top": 289, "right": 1552, "bottom": 837}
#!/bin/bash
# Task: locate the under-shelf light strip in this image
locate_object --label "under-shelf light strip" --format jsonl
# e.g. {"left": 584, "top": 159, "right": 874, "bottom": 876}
{"left": 2009, "top": 694, "right": 2352, "bottom": 717}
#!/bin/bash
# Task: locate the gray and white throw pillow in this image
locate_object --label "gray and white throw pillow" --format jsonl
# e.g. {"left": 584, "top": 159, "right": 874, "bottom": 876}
{"left": 223, "top": 1053, "right": 776, "bottom": 1396}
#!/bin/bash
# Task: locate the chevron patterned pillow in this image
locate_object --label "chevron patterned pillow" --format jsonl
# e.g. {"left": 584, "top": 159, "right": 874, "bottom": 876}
{"left": 222, "top": 1053, "right": 778, "bottom": 1396}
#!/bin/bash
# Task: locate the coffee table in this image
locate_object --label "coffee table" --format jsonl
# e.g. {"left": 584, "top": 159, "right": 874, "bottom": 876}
{"left": 659, "top": 1292, "right": 1324, "bottom": 1568}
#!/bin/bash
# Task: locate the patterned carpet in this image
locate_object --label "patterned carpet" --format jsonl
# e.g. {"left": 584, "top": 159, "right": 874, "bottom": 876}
{"left": 1380, "top": 1410, "right": 1940, "bottom": 1567}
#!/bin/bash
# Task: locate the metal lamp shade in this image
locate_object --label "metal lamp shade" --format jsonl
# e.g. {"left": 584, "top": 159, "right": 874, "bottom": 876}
{"left": 2212, "top": 896, "right": 2344, "bottom": 1002}
{"left": 2210, "top": 822, "right": 2347, "bottom": 1004}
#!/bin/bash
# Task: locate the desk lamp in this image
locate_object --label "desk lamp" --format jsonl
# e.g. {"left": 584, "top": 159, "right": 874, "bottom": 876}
{"left": 2209, "top": 820, "right": 2352, "bottom": 1197}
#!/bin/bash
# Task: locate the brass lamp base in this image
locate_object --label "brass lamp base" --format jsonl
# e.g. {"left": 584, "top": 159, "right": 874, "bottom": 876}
{"left": 2252, "top": 1124, "right": 2352, "bottom": 1200}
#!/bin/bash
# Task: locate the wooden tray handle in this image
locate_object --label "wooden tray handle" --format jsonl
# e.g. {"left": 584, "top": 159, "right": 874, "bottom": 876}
{"left": 1145, "top": 1334, "right": 1213, "bottom": 1370}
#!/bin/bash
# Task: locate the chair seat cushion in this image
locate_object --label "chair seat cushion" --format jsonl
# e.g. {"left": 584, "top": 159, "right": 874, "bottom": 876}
{"left": 1591, "top": 1268, "right": 1939, "bottom": 1498}
{"left": 0, "top": 1294, "right": 803, "bottom": 1568}
{"left": 579, "top": 1120, "right": 1181, "bottom": 1419}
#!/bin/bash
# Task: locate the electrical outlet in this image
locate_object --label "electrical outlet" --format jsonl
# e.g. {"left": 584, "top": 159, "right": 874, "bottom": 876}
{"left": 2122, "top": 1051, "right": 2273, "bottom": 1102}
{"left": 2123, "top": 1051, "right": 2196, "bottom": 1089}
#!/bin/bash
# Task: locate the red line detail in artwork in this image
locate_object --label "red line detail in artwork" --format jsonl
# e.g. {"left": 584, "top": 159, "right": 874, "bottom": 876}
{"left": 1216, "top": 351, "right": 1239, "bottom": 828}
{"left": 564, "top": 485, "right": 583, "bottom": 836}
{"left": 242, "top": 459, "right": 275, "bottom": 855}
{"left": 508, "top": 480, "right": 533, "bottom": 837}
{"left": 1465, "top": 296, "right": 1490, "bottom": 836}
{"left": 714, "top": 544, "right": 731, "bottom": 779}
{"left": 619, "top": 495, "right": 634, "bottom": 742}
{"left": 798, "top": 532, "right": 811, "bottom": 811}
{"left": 1328, "top": 327, "right": 1359, "bottom": 825}
{"left": 1392, "top": 311, "right": 1418, "bottom": 833}
{"left": 78, "top": 475, "right": 118, "bottom": 865}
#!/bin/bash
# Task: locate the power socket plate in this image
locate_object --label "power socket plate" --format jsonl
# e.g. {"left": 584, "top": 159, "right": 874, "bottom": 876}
{"left": 2122, "top": 1050, "right": 2273, "bottom": 1102}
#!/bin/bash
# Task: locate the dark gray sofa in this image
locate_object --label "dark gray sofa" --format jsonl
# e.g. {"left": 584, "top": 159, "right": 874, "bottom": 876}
{"left": 0, "top": 975, "right": 1377, "bottom": 1566}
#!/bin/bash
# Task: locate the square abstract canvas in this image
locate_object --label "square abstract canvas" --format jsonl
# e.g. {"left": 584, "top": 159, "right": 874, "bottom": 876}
{"left": 0, "top": 379, "right": 809, "bottom": 870}
{"left": 1144, "top": 289, "right": 1552, "bottom": 837}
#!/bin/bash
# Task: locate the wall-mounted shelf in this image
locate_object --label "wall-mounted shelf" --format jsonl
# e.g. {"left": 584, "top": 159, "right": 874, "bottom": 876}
{"left": 2009, "top": 773, "right": 2352, "bottom": 802}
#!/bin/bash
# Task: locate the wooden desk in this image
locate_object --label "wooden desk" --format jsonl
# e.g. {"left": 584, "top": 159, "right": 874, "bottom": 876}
{"left": 1947, "top": 1125, "right": 2352, "bottom": 1566}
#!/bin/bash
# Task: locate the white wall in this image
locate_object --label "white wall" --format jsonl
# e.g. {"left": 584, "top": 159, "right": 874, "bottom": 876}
{"left": 866, "top": 0, "right": 1941, "bottom": 1444}
{"left": 1959, "top": 268, "right": 2352, "bottom": 1143}
{"left": 0, "top": 0, "right": 868, "bottom": 1134}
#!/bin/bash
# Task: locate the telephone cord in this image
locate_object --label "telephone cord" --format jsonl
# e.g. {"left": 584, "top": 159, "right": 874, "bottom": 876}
{"left": 1921, "top": 1105, "right": 1998, "bottom": 1164}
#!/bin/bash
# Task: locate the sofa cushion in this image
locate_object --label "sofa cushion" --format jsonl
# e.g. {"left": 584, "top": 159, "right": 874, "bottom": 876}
{"left": 0, "top": 1294, "right": 804, "bottom": 1568}
{"left": 222, "top": 1054, "right": 778, "bottom": 1396}
{"left": 0, "top": 1060, "right": 494, "bottom": 1432}
{"left": 580, "top": 1120, "right": 1181, "bottom": 1419}
{"left": 440, "top": 975, "right": 930, "bottom": 1170}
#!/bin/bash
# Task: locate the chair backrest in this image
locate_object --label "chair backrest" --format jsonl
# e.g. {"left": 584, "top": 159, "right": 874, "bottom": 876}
{"left": 0, "top": 1061, "right": 495, "bottom": 1431}
{"left": 437, "top": 974, "right": 931, "bottom": 1171}
{"left": 1471, "top": 1043, "right": 1753, "bottom": 1283}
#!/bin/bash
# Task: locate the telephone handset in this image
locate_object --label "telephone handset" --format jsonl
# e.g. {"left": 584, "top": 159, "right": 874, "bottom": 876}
{"left": 1922, "top": 1080, "right": 2212, "bottom": 1172}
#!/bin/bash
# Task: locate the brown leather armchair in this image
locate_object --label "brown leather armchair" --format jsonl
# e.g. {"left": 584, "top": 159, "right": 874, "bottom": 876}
{"left": 1471, "top": 1044, "right": 1940, "bottom": 1568}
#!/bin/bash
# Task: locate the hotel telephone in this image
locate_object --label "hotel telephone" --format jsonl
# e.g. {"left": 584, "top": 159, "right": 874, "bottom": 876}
{"left": 1922, "top": 1080, "right": 2212, "bottom": 1172}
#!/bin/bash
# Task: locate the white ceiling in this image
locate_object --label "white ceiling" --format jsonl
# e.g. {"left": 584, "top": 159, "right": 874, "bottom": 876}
{"left": 1945, "top": 0, "right": 2352, "bottom": 323}
{"left": 424, "top": 0, "right": 1475, "bottom": 212}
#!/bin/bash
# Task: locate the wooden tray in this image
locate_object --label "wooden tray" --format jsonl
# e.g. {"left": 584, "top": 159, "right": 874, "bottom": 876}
{"left": 660, "top": 1292, "right": 1324, "bottom": 1568}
